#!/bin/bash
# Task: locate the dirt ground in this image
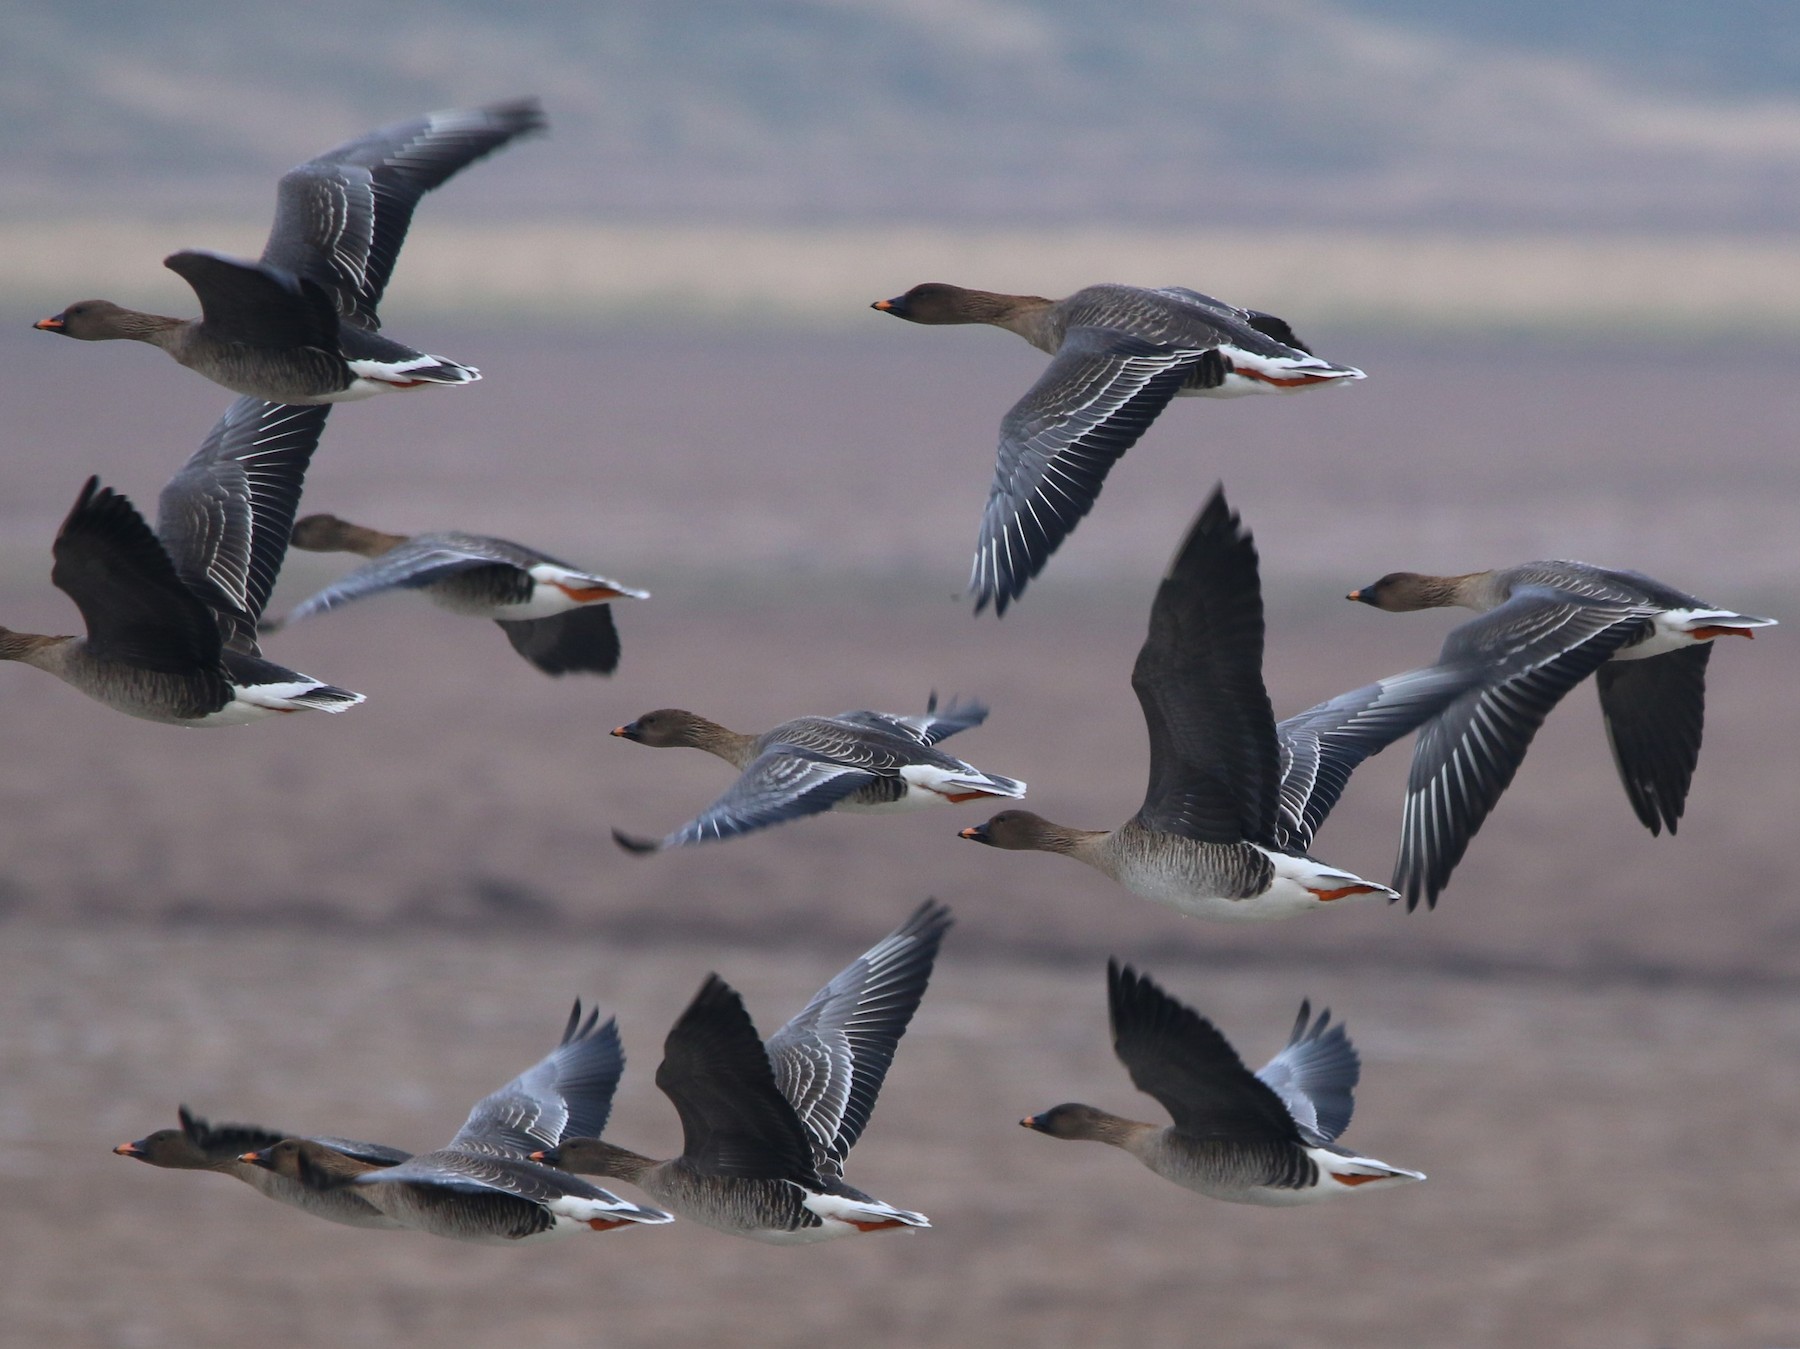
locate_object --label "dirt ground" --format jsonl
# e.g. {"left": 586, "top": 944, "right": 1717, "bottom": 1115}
{"left": 1, "top": 321, "right": 1797, "bottom": 1348}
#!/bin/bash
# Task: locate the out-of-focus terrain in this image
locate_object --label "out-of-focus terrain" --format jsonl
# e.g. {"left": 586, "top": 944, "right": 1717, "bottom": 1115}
{"left": 1, "top": 322, "right": 1796, "bottom": 1347}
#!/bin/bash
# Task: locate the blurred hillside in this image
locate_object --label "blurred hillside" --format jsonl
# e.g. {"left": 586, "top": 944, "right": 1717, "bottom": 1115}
{"left": 6, "top": 0, "right": 1800, "bottom": 230}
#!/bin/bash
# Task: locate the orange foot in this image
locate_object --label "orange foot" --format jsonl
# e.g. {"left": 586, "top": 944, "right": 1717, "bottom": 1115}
{"left": 585, "top": 1217, "right": 633, "bottom": 1231}
{"left": 1240, "top": 369, "right": 1335, "bottom": 388}
{"left": 1688, "top": 625, "right": 1755, "bottom": 641}
{"left": 847, "top": 1217, "right": 907, "bottom": 1232}
{"left": 1307, "top": 883, "right": 1383, "bottom": 902}
{"left": 1330, "top": 1172, "right": 1390, "bottom": 1187}
{"left": 554, "top": 581, "right": 627, "bottom": 602}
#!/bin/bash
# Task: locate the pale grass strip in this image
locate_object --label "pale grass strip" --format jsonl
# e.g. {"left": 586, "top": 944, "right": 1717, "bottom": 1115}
{"left": 10, "top": 221, "right": 1800, "bottom": 332}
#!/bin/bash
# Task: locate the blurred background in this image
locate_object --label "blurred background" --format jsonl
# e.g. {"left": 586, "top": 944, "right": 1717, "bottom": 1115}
{"left": 3, "top": 3, "right": 1798, "bottom": 1346}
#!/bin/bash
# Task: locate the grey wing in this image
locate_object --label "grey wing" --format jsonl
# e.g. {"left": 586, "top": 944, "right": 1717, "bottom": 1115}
{"left": 1595, "top": 645, "right": 1711, "bottom": 837}
{"left": 1148, "top": 289, "right": 1319, "bottom": 357}
{"left": 972, "top": 328, "right": 1222, "bottom": 615}
{"left": 449, "top": 1003, "right": 624, "bottom": 1156}
{"left": 616, "top": 747, "right": 877, "bottom": 852}
{"left": 349, "top": 1154, "right": 492, "bottom": 1193}
{"left": 1394, "top": 588, "right": 1653, "bottom": 909}
{"left": 276, "top": 543, "right": 520, "bottom": 626}
{"left": 1253, "top": 1001, "right": 1359, "bottom": 1144}
{"left": 832, "top": 695, "right": 990, "bottom": 747}
{"left": 1272, "top": 662, "right": 1478, "bottom": 853}
{"left": 156, "top": 397, "right": 332, "bottom": 652}
{"left": 354, "top": 1153, "right": 542, "bottom": 1200}
{"left": 765, "top": 900, "right": 953, "bottom": 1177}
{"left": 261, "top": 99, "right": 546, "bottom": 329}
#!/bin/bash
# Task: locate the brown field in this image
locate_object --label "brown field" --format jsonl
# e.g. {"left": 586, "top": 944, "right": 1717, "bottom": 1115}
{"left": 1, "top": 319, "right": 1797, "bottom": 1348}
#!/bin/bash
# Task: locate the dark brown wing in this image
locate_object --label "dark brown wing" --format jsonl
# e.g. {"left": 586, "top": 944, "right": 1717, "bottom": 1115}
{"left": 51, "top": 478, "right": 226, "bottom": 688}
{"left": 495, "top": 606, "right": 622, "bottom": 676}
{"left": 1129, "top": 487, "right": 1280, "bottom": 844}
{"left": 655, "top": 975, "right": 819, "bottom": 1183}
{"left": 1596, "top": 645, "right": 1711, "bottom": 836}
{"left": 164, "top": 251, "right": 340, "bottom": 349}
{"left": 1108, "top": 960, "right": 1300, "bottom": 1145}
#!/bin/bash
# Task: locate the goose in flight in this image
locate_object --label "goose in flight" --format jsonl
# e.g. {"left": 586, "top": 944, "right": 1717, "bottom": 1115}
{"left": 960, "top": 487, "right": 1471, "bottom": 920}
{"left": 238, "top": 1003, "right": 673, "bottom": 1242}
{"left": 536, "top": 901, "right": 949, "bottom": 1242}
{"left": 270, "top": 513, "right": 648, "bottom": 676}
{"left": 611, "top": 697, "right": 1023, "bottom": 853}
{"left": 1022, "top": 960, "right": 1423, "bottom": 1204}
{"left": 0, "top": 398, "right": 361, "bottom": 724}
{"left": 115, "top": 1106, "right": 411, "bottom": 1229}
{"left": 1348, "top": 561, "right": 1776, "bottom": 908}
{"left": 35, "top": 100, "right": 544, "bottom": 402}
{"left": 872, "top": 282, "right": 1362, "bottom": 614}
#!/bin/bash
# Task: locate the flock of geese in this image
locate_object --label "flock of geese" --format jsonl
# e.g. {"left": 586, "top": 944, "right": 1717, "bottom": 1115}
{"left": 15, "top": 97, "right": 1774, "bottom": 1241}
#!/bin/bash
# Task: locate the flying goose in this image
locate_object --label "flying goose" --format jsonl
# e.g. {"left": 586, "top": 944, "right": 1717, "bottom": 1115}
{"left": 871, "top": 282, "right": 1363, "bottom": 614}
{"left": 114, "top": 1106, "right": 411, "bottom": 1229}
{"left": 266, "top": 513, "right": 648, "bottom": 676}
{"left": 34, "top": 100, "right": 544, "bottom": 402}
{"left": 959, "top": 487, "right": 1473, "bottom": 920}
{"left": 1022, "top": 961, "right": 1423, "bottom": 1204}
{"left": 0, "top": 398, "right": 362, "bottom": 724}
{"left": 610, "top": 697, "right": 1024, "bottom": 853}
{"left": 1348, "top": 562, "right": 1777, "bottom": 908}
{"left": 238, "top": 1003, "right": 672, "bottom": 1242}
{"left": 535, "top": 901, "right": 949, "bottom": 1242}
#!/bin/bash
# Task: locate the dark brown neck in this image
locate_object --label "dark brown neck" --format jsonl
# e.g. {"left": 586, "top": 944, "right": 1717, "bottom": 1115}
{"left": 557, "top": 1139, "right": 660, "bottom": 1183}
{"left": 291, "top": 517, "right": 409, "bottom": 558}
{"left": 0, "top": 629, "right": 71, "bottom": 663}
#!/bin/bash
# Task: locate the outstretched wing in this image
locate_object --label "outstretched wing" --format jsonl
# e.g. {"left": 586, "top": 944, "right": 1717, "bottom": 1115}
{"left": 1394, "top": 588, "right": 1650, "bottom": 908}
{"left": 260, "top": 99, "right": 546, "bottom": 329}
{"left": 1253, "top": 1001, "right": 1360, "bottom": 1144}
{"left": 1108, "top": 961, "right": 1301, "bottom": 1145}
{"left": 1595, "top": 645, "right": 1711, "bottom": 837}
{"left": 50, "top": 478, "right": 227, "bottom": 697}
{"left": 1272, "top": 662, "right": 1476, "bottom": 853}
{"left": 765, "top": 900, "right": 952, "bottom": 1177}
{"left": 613, "top": 746, "right": 874, "bottom": 853}
{"left": 496, "top": 607, "right": 623, "bottom": 677}
{"left": 971, "top": 329, "right": 1221, "bottom": 615}
{"left": 156, "top": 397, "right": 332, "bottom": 651}
{"left": 164, "top": 250, "right": 341, "bottom": 350}
{"left": 833, "top": 695, "right": 989, "bottom": 747}
{"left": 656, "top": 975, "right": 819, "bottom": 1182}
{"left": 449, "top": 1003, "right": 624, "bottom": 1156}
{"left": 277, "top": 544, "right": 525, "bottom": 626}
{"left": 1130, "top": 487, "right": 1280, "bottom": 845}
